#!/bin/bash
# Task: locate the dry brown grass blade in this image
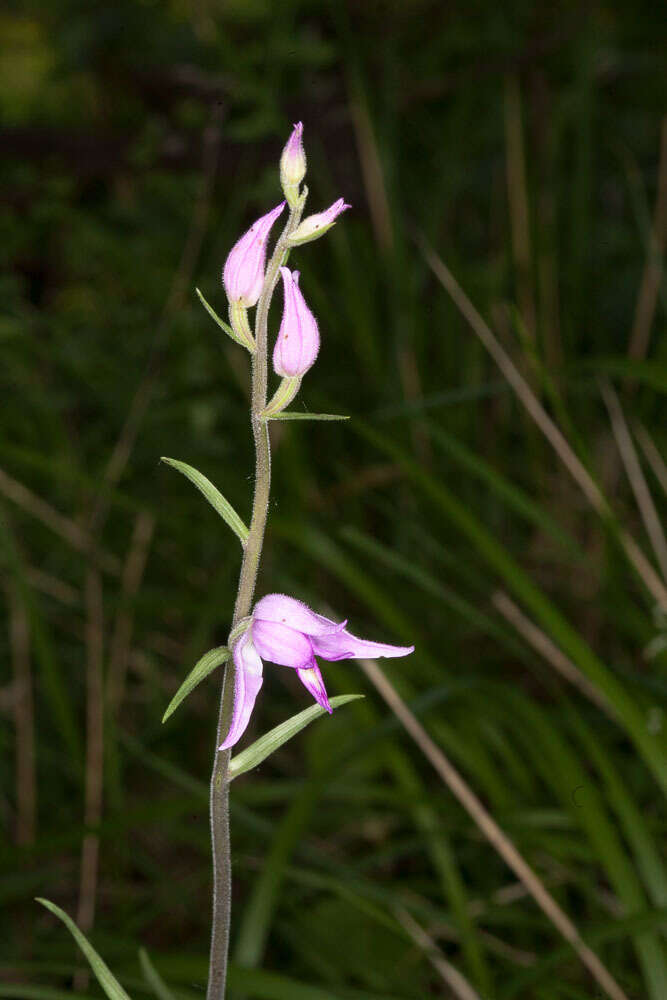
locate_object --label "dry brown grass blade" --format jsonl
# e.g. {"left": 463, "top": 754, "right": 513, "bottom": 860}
{"left": 7, "top": 584, "right": 36, "bottom": 846}
{"left": 106, "top": 511, "right": 155, "bottom": 711}
{"left": 69, "top": 112, "right": 223, "bottom": 982}
{"left": 504, "top": 73, "right": 536, "bottom": 342}
{"left": 601, "top": 382, "right": 667, "bottom": 583}
{"left": 492, "top": 589, "right": 615, "bottom": 718}
{"left": 416, "top": 233, "right": 667, "bottom": 612}
{"left": 635, "top": 423, "right": 667, "bottom": 499}
{"left": 360, "top": 658, "right": 629, "bottom": 1000}
{"left": 348, "top": 89, "right": 393, "bottom": 254}
{"left": 0, "top": 466, "right": 120, "bottom": 576}
{"left": 73, "top": 568, "right": 105, "bottom": 992}
{"left": 628, "top": 116, "right": 667, "bottom": 362}
{"left": 395, "top": 907, "right": 482, "bottom": 1000}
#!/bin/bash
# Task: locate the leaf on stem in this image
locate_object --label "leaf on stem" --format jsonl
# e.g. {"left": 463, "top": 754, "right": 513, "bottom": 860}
{"left": 162, "top": 646, "right": 231, "bottom": 723}
{"left": 195, "top": 287, "right": 249, "bottom": 349}
{"left": 228, "top": 693, "right": 363, "bottom": 780}
{"left": 35, "top": 899, "right": 132, "bottom": 1000}
{"left": 267, "top": 412, "right": 350, "bottom": 422}
{"left": 161, "top": 457, "right": 249, "bottom": 544}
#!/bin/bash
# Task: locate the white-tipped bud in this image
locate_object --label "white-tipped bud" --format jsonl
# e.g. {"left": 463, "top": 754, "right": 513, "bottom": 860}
{"left": 287, "top": 198, "right": 350, "bottom": 245}
{"left": 280, "top": 122, "right": 306, "bottom": 207}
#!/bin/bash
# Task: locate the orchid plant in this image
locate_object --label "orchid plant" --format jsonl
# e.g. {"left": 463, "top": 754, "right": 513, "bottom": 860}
{"left": 38, "top": 123, "right": 414, "bottom": 1000}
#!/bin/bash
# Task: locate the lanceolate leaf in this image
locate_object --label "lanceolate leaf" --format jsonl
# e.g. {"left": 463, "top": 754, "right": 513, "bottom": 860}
{"left": 35, "top": 899, "right": 132, "bottom": 1000}
{"left": 162, "top": 646, "right": 231, "bottom": 723}
{"left": 195, "top": 287, "right": 247, "bottom": 348}
{"left": 229, "top": 694, "right": 363, "bottom": 780}
{"left": 267, "top": 412, "right": 350, "bottom": 422}
{"left": 161, "top": 458, "right": 249, "bottom": 544}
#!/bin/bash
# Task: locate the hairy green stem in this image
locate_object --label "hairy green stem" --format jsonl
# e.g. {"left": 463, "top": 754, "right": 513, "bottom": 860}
{"left": 206, "top": 201, "right": 303, "bottom": 1000}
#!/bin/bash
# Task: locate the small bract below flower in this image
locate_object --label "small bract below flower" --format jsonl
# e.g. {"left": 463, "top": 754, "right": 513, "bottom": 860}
{"left": 220, "top": 593, "right": 414, "bottom": 749}
{"left": 222, "top": 201, "right": 285, "bottom": 308}
{"left": 272, "top": 267, "right": 320, "bottom": 378}
{"left": 287, "top": 198, "right": 351, "bottom": 246}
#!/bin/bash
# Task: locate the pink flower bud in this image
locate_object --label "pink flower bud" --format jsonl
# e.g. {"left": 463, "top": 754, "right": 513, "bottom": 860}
{"left": 287, "top": 198, "right": 350, "bottom": 245}
{"left": 222, "top": 202, "right": 285, "bottom": 308}
{"left": 280, "top": 122, "right": 306, "bottom": 206}
{"left": 272, "top": 267, "right": 320, "bottom": 378}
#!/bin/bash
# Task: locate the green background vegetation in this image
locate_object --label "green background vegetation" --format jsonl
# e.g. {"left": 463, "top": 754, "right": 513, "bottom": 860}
{"left": 2, "top": 1, "right": 666, "bottom": 997}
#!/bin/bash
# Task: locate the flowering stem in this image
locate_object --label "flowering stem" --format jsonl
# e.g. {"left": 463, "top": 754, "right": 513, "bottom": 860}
{"left": 206, "top": 202, "right": 303, "bottom": 1000}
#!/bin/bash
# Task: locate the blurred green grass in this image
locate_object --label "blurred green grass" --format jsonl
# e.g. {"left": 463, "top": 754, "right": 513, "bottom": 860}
{"left": 2, "top": 1, "right": 667, "bottom": 998}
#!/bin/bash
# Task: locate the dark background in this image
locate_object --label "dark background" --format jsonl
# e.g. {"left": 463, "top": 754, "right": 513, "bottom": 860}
{"left": 2, "top": 2, "right": 667, "bottom": 998}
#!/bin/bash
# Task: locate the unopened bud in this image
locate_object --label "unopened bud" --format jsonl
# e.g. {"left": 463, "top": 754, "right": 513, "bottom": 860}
{"left": 222, "top": 202, "right": 285, "bottom": 308}
{"left": 272, "top": 267, "right": 319, "bottom": 378}
{"left": 287, "top": 198, "right": 350, "bottom": 245}
{"left": 280, "top": 122, "right": 306, "bottom": 207}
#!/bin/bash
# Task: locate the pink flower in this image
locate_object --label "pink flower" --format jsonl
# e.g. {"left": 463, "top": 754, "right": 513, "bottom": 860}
{"left": 280, "top": 122, "right": 306, "bottom": 205}
{"left": 219, "top": 593, "right": 414, "bottom": 749}
{"left": 222, "top": 202, "right": 285, "bottom": 307}
{"left": 288, "top": 198, "right": 351, "bottom": 245}
{"left": 272, "top": 267, "right": 320, "bottom": 378}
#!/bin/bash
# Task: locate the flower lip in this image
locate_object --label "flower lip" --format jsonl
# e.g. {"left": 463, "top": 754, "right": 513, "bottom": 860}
{"left": 252, "top": 618, "right": 313, "bottom": 669}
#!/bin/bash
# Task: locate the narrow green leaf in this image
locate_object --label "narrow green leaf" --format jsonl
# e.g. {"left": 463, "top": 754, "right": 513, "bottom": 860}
{"left": 229, "top": 694, "right": 364, "bottom": 780}
{"left": 161, "top": 457, "right": 248, "bottom": 544}
{"left": 35, "top": 899, "right": 132, "bottom": 1000}
{"left": 195, "top": 287, "right": 246, "bottom": 347}
{"left": 139, "top": 949, "right": 176, "bottom": 1000}
{"left": 267, "top": 412, "right": 350, "bottom": 421}
{"left": 162, "top": 646, "right": 230, "bottom": 723}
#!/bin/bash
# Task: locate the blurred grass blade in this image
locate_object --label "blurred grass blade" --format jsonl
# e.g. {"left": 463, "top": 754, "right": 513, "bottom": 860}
{"left": 426, "top": 422, "right": 582, "bottom": 558}
{"left": 0, "top": 504, "right": 81, "bottom": 763}
{"left": 35, "top": 899, "right": 132, "bottom": 1000}
{"left": 357, "top": 421, "right": 667, "bottom": 797}
{"left": 195, "top": 287, "right": 246, "bottom": 347}
{"left": 162, "top": 646, "right": 230, "bottom": 723}
{"left": 138, "top": 948, "right": 175, "bottom": 1000}
{"left": 229, "top": 694, "right": 364, "bottom": 780}
{"left": 267, "top": 412, "right": 350, "bottom": 421}
{"left": 161, "top": 457, "right": 248, "bottom": 544}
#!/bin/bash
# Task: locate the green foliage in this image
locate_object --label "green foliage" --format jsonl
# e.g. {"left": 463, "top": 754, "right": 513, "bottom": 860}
{"left": 162, "top": 646, "right": 230, "bottom": 724}
{"left": 160, "top": 458, "right": 249, "bottom": 544}
{"left": 229, "top": 694, "right": 364, "bottom": 780}
{"left": 35, "top": 900, "right": 132, "bottom": 1000}
{"left": 3, "top": 2, "right": 667, "bottom": 998}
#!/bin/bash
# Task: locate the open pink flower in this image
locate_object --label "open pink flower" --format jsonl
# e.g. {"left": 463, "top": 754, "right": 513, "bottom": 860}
{"left": 222, "top": 202, "right": 285, "bottom": 307}
{"left": 220, "top": 593, "right": 414, "bottom": 749}
{"left": 272, "top": 267, "right": 320, "bottom": 377}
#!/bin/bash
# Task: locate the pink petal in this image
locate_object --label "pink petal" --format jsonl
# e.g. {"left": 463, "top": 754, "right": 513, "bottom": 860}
{"left": 311, "top": 628, "right": 414, "bottom": 662}
{"left": 272, "top": 267, "right": 320, "bottom": 377}
{"left": 252, "top": 619, "right": 313, "bottom": 668}
{"left": 218, "top": 632, "right": 264, "bottom": 750}
{"left": 222, "top": 202, "right": 285, "bottom": 307}
{"left": 297, "top": 661, "right": 332, "bottom": 713}
{"left": 254, "top": 593, "right": 344, "bottom": 636}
